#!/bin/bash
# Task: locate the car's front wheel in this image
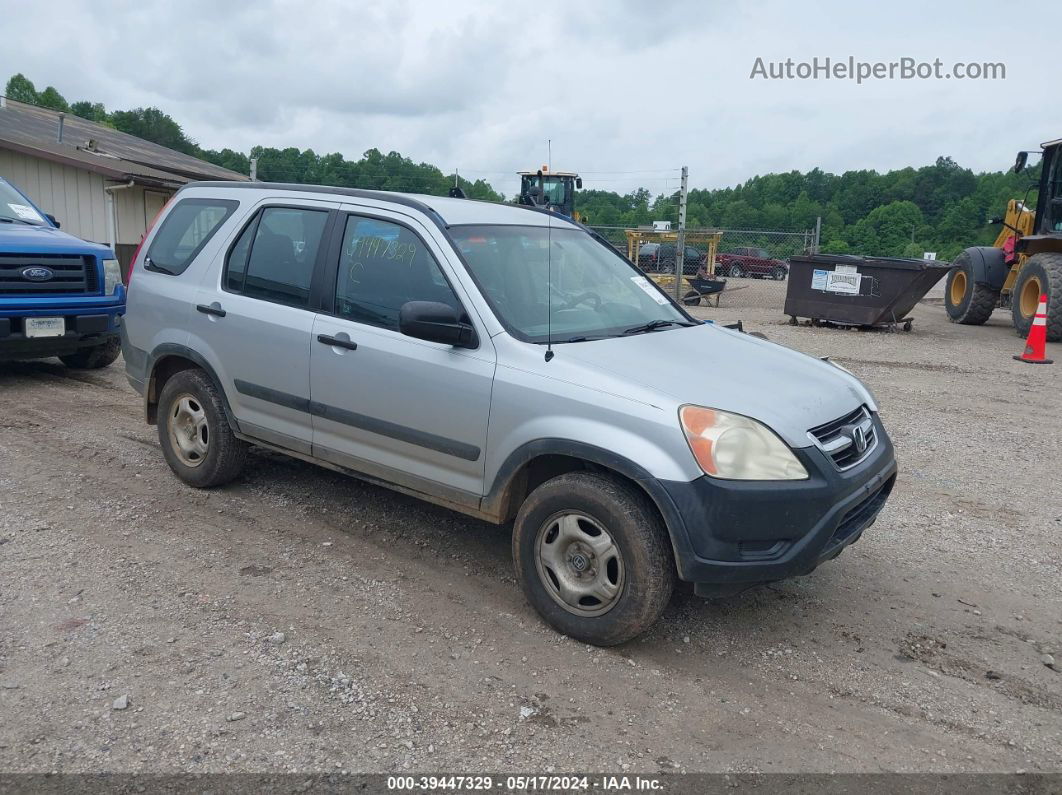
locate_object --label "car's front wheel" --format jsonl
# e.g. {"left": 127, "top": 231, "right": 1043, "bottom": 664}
{"left": 157, "top": 368, "right": 247, "bottom": 488}
{"left": 512, "top": 472, "right": 676, "bottom": 646}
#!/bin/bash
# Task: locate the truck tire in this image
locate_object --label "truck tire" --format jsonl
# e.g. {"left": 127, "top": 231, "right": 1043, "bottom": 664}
{"left": 730, "top": 264, "right": 745, "bottom": 278}
{"left": 512, "top": 472, "right": 676, "bottom": 646}
{"left": 59, "top": 338, "right": 121, "bottom": 370}
{"left": 945, "top": 248, "right": 1001, "bottom": 325}
{"left": 1011, "top": 252, "right": 1062, "bottom": 341}
{"left": 157, "top": 368, "right": 247, "bottom": 488}
{"left": 771, "top": 265, "right": 787, "bottom": 281}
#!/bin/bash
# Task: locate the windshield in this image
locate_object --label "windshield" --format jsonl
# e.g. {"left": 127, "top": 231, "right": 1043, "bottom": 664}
{"left": 0, "top": 180, "right": 47, "bottom": 226}
{"left": 451, "top": 224, "right": 690, "bottom": 343}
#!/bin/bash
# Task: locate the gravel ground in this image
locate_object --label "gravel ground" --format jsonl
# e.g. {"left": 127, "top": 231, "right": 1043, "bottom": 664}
{"left": 0, "top": 284, "right": 1060, "bottom": 775}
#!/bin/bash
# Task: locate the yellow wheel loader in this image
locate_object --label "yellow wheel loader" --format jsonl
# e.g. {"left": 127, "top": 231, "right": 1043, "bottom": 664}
{"left": 945, "top": 138, "right": 1062, "bottom": 341}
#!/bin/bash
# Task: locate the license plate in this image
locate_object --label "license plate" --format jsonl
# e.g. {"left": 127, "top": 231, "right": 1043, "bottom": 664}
{"left": 24, "top": 316, "right": 65, "bottom": 338}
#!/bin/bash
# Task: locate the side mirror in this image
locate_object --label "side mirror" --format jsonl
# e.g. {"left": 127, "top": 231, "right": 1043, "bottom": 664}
{"left": 45, "top": 213, "right": 60, "bottom": 228}
{"left": 1014, "top": 151, "right": 1028, "bottom": 173}
{"left": 575, "top": 177, "right": 582, "bottom": 189}
{"left": 399, "top": 301, "right": 476, "bottom": 348}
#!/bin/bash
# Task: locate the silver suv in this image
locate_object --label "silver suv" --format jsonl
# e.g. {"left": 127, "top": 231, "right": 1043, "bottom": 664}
{"left": 122, "top": 182, "right": 897, "bottom": 645}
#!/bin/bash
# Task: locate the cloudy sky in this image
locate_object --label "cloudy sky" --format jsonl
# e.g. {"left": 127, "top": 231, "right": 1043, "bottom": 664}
{"left": 2, "top": 0, "right": 1057, "bottom": 196}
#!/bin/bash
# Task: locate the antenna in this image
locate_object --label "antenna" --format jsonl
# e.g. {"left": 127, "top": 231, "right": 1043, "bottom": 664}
{"left": 545, "top": 208, "right": 554, "bottom": 362}
{"left": 548, "top": 138, "right": 552, "bottom": 173}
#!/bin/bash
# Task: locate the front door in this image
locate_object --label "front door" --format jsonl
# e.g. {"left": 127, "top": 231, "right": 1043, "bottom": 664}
{"left": 309, "top": 209, "right": 495, "bottom": 501}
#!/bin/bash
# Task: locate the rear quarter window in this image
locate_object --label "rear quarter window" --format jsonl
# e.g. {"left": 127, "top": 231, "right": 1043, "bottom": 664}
{"left": 145, "top": 197, "right": 239, "bottom": 275}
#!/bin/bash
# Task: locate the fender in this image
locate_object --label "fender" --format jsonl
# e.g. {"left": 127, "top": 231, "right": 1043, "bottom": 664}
{"left": 144, "top": 343, "right": 241, "bottom": 432}
{"left": 962, "top": 246, "right": 1008, "bottom": 290}
{"left": 481, "top": 438, "right": 697, "bottom": 570}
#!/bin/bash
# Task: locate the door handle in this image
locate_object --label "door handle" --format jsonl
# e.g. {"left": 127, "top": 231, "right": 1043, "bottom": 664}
{"left": 317, "top": 334, "right": 358, "bottom": 351}
{"left": 196, "top": 303, "right": 226, "bottom": 317}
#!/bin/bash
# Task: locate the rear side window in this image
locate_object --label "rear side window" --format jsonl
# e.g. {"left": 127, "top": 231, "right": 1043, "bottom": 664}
{"left": 224, "top": 206, "right": 329, "bottom": 309}
{"left": 146, "top": 198, "right": 238, "bottom": 275}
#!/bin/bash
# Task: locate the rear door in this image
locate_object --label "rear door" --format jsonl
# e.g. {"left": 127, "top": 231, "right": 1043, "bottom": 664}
{"left": 191, "top": 200, "right": 337, "bottom": 453}
{"left": 309, "top": 206, "right": 495, "bottom": 499}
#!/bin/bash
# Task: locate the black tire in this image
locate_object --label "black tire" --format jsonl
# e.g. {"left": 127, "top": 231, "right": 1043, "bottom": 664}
{"left": 59, "top": 338, "right": 121, "bottom": 369}
{"left": 157, "top": 368, "right": 247, "bottom": 488}
{"left": 730, "top": 264, "right": 745, "bottom": 278}
{"left": 771, "top": 265, "right": 787, "bottom": 281}
{"left": 1011, "top": 252, "right": 1062, "bottom": 342}
{"left": 682, "top": 290, "right": 701, "bottom": 306}
{"left": 512, "top": 472, "right": 676, "bottom": 646}
{"left": 945, "top": 247, "right": 1001, "bottom": 325}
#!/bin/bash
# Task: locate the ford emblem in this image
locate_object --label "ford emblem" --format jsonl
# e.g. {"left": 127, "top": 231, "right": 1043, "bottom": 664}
{"left": 21, "top": 266, "right": 54, "bottom": 282}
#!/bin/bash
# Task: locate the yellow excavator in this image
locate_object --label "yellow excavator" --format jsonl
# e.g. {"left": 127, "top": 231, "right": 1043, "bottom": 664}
{"left": 945, "top": 137, "right": 1062, "bottom": 340}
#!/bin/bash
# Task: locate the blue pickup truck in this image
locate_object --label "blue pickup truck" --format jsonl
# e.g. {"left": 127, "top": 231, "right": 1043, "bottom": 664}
{"left": 0, "top": 176, "right": 125, "bottom": 368}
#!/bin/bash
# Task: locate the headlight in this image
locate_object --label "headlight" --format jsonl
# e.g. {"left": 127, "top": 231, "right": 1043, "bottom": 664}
{"left": 103, "top": 258, "right": 122, "bottom": 294}
{"left": 679, "top": 405, "right": 808, "bottom": 480}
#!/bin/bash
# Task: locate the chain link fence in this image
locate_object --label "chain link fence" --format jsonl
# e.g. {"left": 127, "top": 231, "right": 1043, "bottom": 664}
{"left": 589, "top": 225, "right": 816, "bottom": 311}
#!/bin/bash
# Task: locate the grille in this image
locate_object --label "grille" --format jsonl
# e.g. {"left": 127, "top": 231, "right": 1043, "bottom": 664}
{"left": 0, "top": 254, "right": 98, "bottom": 295}
{"left": 809, "top": 405, "right": 876, "bottom": 469}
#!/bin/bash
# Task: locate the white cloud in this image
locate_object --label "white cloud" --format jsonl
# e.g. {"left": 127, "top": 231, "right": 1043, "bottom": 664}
{"left": 1, "top": 0, "right": 1057, "bottom": 196}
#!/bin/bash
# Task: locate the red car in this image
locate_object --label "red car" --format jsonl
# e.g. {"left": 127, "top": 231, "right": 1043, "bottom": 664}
{"left": 715, "top": 246, "right": 788, "bottom": 280}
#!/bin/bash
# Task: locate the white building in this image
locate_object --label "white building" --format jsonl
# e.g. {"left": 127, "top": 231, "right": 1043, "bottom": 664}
{"left": 0, "top": 96, "right": 246, "bottom": 267}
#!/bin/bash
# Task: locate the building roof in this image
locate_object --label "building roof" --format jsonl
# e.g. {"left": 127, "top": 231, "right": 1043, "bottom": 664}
{"left": 0, "top": 97, "right": 248, "bottom": 188}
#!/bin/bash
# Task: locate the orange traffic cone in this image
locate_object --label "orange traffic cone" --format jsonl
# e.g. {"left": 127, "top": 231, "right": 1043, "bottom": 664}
{"left": 1014, "top": 293, "right": 1054, "bottom": 364}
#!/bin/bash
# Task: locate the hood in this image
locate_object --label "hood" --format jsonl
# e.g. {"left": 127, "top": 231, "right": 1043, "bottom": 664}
{"left": 554, "top": 323, "right": 875, "bottom": 447}
{"left": 0, "top": 223, "right": 112, "bottom": 256}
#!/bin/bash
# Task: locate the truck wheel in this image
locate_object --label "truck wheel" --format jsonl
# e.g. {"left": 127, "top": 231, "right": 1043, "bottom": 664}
{"left": 771, "top": 265, "right": 787, "bottom": 281}
{"left": 730, "top": 264, "right": 745, "bottom": 278}
{"left": 59, "top": 338, "right": 120, "bottom": 370}
{"left": 157, "top": 369, "right": 246, "bottom": 488}
{"left": 512, "top": 472, "right": 675, "bottom": 646}
{"left": 945, "top": 248, "right": 1000, "bottom": 325}
{"left": 1012, "top": 253, "right": 1062, "bottom": 341}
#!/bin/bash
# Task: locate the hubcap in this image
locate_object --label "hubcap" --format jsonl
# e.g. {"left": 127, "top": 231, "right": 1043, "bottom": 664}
{"left": 1020, "top": 275, "right": 1042, "bottom": 320}
{"left": 168, "top": 393, "right": 209, "bottom": 468}
{"left": 535, "top": 512, "right": 624, "bottom": 617}
{"left": 950, "top": 270, "right": 968, "bottom": 307}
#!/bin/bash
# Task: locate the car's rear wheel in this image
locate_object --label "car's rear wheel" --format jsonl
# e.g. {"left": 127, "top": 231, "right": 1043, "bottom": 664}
{"left": 157, "top": 369, "right": 247, "bottom": 488}
{"left": 512, "top": 472, "right": 675, "bottom": 646}
{"left": 771, "top": 265, "right": 787, "bottom": 281}
{"left": 59, "top": 338, "right": 121, "bottom": 370}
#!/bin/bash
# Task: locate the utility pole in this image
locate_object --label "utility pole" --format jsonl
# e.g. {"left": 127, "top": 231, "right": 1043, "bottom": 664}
{"left": 813, "top": 215, "right": 822, "bottom": 254}
{"left": 674, "top": 166, "right": 688, "bottom": 301}
{"left": 249, "top": 157, "right": 258, "bottom": 181}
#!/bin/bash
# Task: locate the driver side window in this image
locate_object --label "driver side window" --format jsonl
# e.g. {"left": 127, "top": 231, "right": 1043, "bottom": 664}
{"left": 333, "top": 215, "right": 462, "bottom": 331}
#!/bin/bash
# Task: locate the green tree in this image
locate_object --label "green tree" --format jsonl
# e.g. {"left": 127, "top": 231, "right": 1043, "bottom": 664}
{"left": 110, "top": 107, "right": 198, "bottom": 154}
{"left": 37, "top": 86, "right": 69, "bottom": 112}
{"left": 70, "top": 100, "right": 110, "bottom": 123}
{"left": 4, "top": 73, "right": 38, "bottom": 103}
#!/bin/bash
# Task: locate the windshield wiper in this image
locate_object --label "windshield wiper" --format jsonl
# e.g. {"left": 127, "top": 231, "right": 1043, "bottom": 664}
{"left": 622, "top": 319, "right": 691, "bottom": 335}
{"left": 0, "top": 217, "right": 38, "bottom": 226}
{"left": 144, "top": 259, "right": 177, "bottom": 275}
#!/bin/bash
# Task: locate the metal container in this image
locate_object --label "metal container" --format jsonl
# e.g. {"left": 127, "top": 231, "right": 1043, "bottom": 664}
{"left": 784, "top": 254, "right": 951, "bottom": 331}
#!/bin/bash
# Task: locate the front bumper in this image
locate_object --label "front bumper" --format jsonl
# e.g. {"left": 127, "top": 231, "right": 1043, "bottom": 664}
{"left": 654, "top": 413, "right": 897, "bottom": 592}
{"left": 0, "top": 310, "right": 122, "bottom": 359}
